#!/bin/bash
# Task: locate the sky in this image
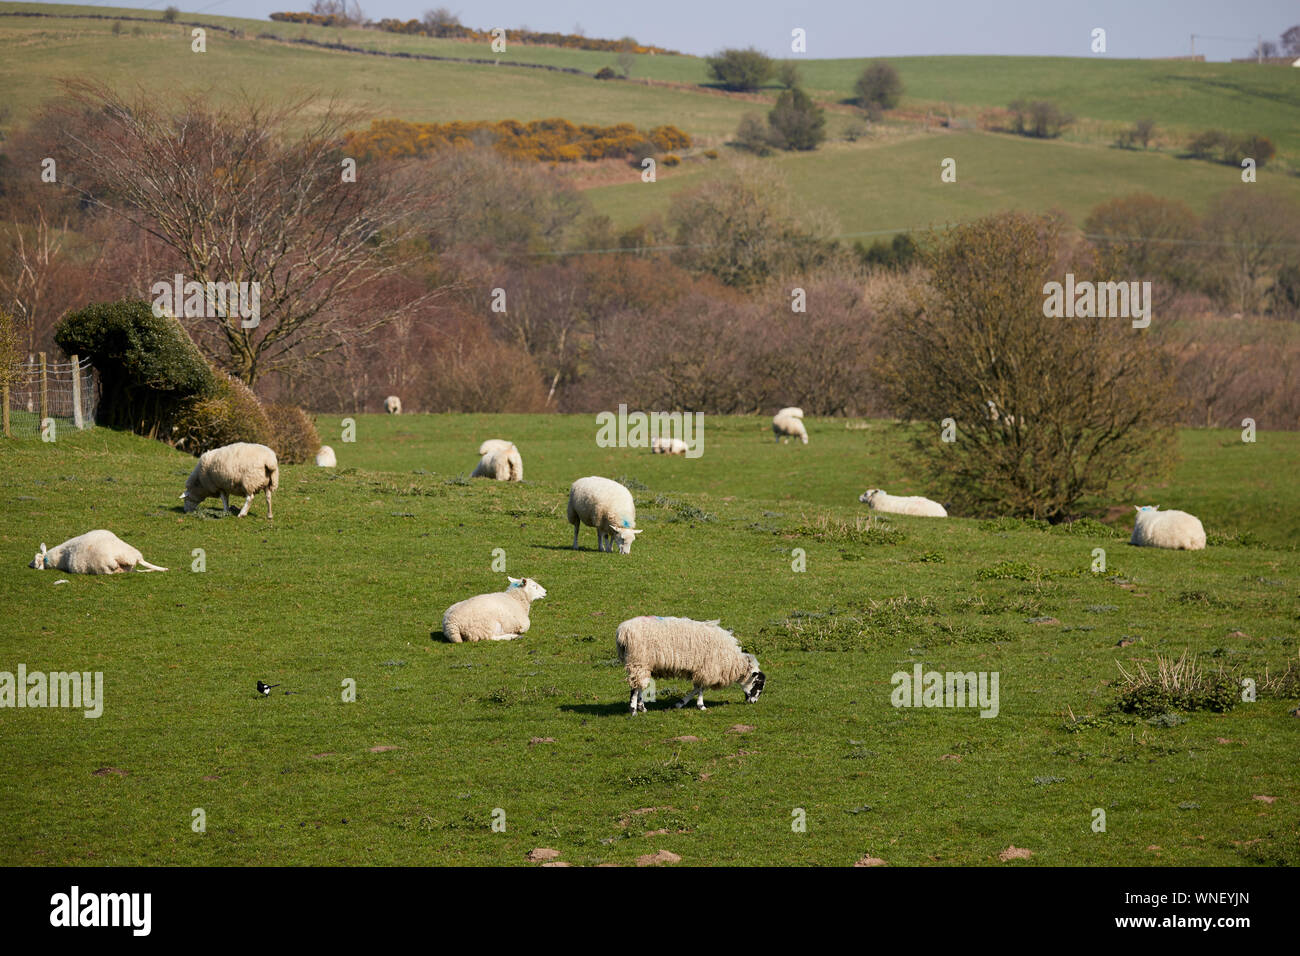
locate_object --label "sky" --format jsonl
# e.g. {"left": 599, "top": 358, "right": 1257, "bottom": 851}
{"left": 48, "top": 0, "right": 1300, "bottom": 60}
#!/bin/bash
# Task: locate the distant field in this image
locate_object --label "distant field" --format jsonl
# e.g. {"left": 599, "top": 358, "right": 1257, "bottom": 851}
{"left": 0, "top": 416, "right": 1297, "bottom": 866}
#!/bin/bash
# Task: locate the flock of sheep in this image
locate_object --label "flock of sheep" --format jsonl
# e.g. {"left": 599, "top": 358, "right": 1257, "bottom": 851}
{"left": 26, "top": 402, "right": 1209, "bottom": 716}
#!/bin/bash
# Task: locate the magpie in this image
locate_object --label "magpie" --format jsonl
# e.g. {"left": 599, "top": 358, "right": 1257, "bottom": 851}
{"left": 257, "top": 680, "right": 281, "bottom": 697}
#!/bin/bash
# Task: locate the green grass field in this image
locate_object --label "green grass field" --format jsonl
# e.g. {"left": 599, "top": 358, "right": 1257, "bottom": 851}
{"left": 1, "top": 415, "right": 1296, "bottom": 866}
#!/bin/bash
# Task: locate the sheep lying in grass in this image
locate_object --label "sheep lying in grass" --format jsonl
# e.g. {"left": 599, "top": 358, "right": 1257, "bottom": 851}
{"left": 1130, "top": 505, "right": 1206, "bottom": 551}
{"left": 181, "top": 442, "right": 280, "bottom": 519}
{"left": 471, "top": 440, "right": 523, "bottom": 481}
{"left": 315, "top": 445, "right": 337, "bottom": 467}
{"left": 616, "top": 616, "right": 765, "bottom": 715}
{"left": 772, "top": 407, "right": 808, "bottom": 444}
{"left": 567, "top": 476, "right": 642, "bottom": 553}
{"left": 29, "top": 530, "right": 167, "bottom": 574}
{"left": 385, "top": 395, "right": 402, "bottom": 414}
{"left": 651, "top": 436, "right": 688, "bottom": 455}
{"left": 859, "top": 488, "right": 947, "bottom": 517}
{"left": 441, "top": 577, "right": 547, "bottom": 642}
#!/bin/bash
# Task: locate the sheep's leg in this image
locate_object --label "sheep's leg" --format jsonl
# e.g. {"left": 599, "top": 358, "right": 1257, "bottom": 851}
{"left": 490, "top": 633, "right": 521, "bottom": 641}
{"left": 237, "top": 495, "right": 253, "bottom": 517}
{"left": 221, "top": 492, "right": 231, "bottom": 514}
{"left": 572, "top": 523, "right": 580, "bottom": 550}
{"left": 676, "top": 687, "right": 701, "bottom": 709}
{"left": 265, "top": 489, "right": 273, "bottom": 521}
{"left": 629, "top": 688, "right": 640, "bottom": 716}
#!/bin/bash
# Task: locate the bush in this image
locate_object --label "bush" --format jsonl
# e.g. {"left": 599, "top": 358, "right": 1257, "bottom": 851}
{"left": 54, "top": 299, "right": 215, "bottom": 436}
{"left": 854, "top": 61, "right": 902, "bottom": 110}
{"left": 162, "top": 5, "right": 179, "bottom": 21}
{"left": 171, "top": 371, "right": 273, "bottom": 455}
{"left": 0, "top": 308, "right": 21, "bottom": 393}
{"left": 595, "top": 66, "right": 617, "bottom": 80}
{"left": 856, "top": 232, "right": 918, "bottom": 271}
{"left": 706, "top": 47, "right": 774, "bottom": 91}
{"left": 1007, "top": 100, "right": 1073, "bottom": 138}
{"left": 776, "top": 61, "right": 800, "bottom": 89}
{"left": 735, "top": 113, "right": 776, "bottom": 156}
{"left": 661, "top": 153, "right": 681, "bottom": 166}
{"left": 1223, "top": 134, "right": 1275, "bottom": 168}
{"left": 768, "top": 87, "right": 826, "bottom": 151}
{"left": 874, "top": 212, "right": 1181, "bottom": 519}
{"left": 1187, "top": 129, "right": 1227, "bottom": 159}
{"left": 264, "top": 403, "right": 320, "bottom": 464}
{"left": 1116, "top": 117, "right": 1155, "bottom": 149}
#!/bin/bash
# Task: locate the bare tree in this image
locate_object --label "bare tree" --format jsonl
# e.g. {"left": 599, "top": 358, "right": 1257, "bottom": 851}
{"left": 1203, "top": 189, "right": 1300, "bottom": 313}
{"left": 45, "top": 82, "right": 443, "bottom": 384}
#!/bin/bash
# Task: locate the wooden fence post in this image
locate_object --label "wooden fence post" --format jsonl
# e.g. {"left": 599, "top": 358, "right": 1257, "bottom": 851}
{"left": 39, "top": 352, "right": 48, "bottom": 425}
{"left": 71, "top": 355, "right": 84, "bottom": 429}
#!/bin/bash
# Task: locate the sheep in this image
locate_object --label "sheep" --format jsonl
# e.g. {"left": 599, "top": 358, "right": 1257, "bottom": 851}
{"left": 385, "top": 395, "right": 402, "bottom": 415}
{"left": 1130, "top": 505, "right": 1206, "bottom": 551}
{"left": 29, "top": 530, "right": 167, "bottom": 574}
{"left": 181, "top": 442, "right": 280, "bottom": 519}
{"left": 772, "top": 407, "right": 808, "bottom": 444}
{"left": 858, "top": 488, "right": 948, "bottom": 517}
{"left": 315, "top": 445, "right": 337, "bottom": 467}
{"left": 471, "top": 440, "right": 523, "bottom": 481}
{"left": 651, "top": 436, "right": 688, "bottom": 455}
{"left": 567, "top": 476, "right": 642, "bottom": 554}
{"left": 441, "top": 576, "right": 547, "bottom": 642}
{"left": 616, "top": 616, "right": 766, "bottom": 715}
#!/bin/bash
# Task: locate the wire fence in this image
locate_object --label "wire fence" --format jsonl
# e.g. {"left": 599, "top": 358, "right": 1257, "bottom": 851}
{"left": 1, "top": 355, "right": 98, "bottom": 441}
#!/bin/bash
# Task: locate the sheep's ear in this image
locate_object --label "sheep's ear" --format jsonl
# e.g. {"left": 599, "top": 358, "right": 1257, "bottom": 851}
{"left": 507, "top": 576, "right": 521, "bottom": 585}
{"left": 629, "top": 528, "right": 643, "bottom": 535}
{"left": 39, "top": 543, "right": 47, "bottom": 553}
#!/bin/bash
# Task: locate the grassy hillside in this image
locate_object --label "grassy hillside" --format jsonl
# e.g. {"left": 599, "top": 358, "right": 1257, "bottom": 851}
{"left": 1, "top": 416, "right": 1296, "bottom": 866}
{"left": 3, "top": 3, "right": 1299, "bottom": 238}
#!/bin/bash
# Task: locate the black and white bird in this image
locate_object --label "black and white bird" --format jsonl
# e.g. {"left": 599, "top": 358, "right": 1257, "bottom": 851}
{"left": 256, "top": 681, "right": 280, "bottom": 697}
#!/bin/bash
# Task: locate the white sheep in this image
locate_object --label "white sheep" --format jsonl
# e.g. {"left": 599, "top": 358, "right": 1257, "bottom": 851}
{"left": 29, "top": 530, "right": 167, "bottom": 574}
{"left": 471, "top": 440, "right": 523, "bottom": 481}
{"left": 616, "top": 615, "right": 766, "bottom": 715}
{"left": 567, "top": 476, "right": 642, "bottom": 554}
{"left": 858, "top": 488, "right": 948, "bottom": 517}
{"left": 651, "top": 436, "right": 688, "bottom": 455}
{"left": 181, "top": 442, "right": 280, "bottom": 519}
{"left": 441, "top": 576, "right": 547, "bottom": 642}
{"left": 772, "top": 407, "right": 808, "bottom": 444}
{"left": 315, "top": 445, "right": 337, "bottom": 467}
{"left": 385, "top": 395, "right": 402, "bottom": 415}
{"left": 1130, "top": 505, "right": 1206, "bottom": 551}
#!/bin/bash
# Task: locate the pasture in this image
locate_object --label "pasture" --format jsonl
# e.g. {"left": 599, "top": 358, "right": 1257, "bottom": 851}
{"left": 1, "top": 415, "right": 1296, "bottom": 865}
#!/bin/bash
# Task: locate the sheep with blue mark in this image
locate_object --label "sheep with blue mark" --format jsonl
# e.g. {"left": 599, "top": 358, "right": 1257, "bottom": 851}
{"left": 566, "top": 476, "right": 642, "bottom": 554}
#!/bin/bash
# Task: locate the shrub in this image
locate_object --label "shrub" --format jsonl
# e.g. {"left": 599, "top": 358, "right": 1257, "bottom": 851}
{"left": 162, "top": 5, "right": 178, "bottom": 21}
{"left": 264, "top": 403, "right": 320, "bottom": 464}
{"left": 854, "top": 61, "right": 902, "bottom": 110}
{"left": 595, "top": 66, "right": 617, "bottom": 80}
{"left": 1116, "top": 117, "right": 1155, "bottom": 149}
{"left": 0, "top": 308, "right": 21, "bottom": 394}
{"left": 874, "top": 212, "right": 1181, "bottom": 519}
{"left": 1187, "top": 129, "right": 1227, "bottom": 159}
{"left": 1114, "top": 651, "right": 1239, "bottom": 715}
{"left": 111, "top": 20, "right": 123, "bottom": 35}
{"left": 54, "top": 299, "right": 215, "bottom": 436}
{"left": 776, "top": 61, "right": 800, "bottom": 89}
{"left": 171, "top": 371, "right": 272, "bottom": 455}
{"left": 706, "top": 47, "right": 773, "bottom": 91}
{"left": 1007, "top": 100, "right": 1073, "bottom": 138}
{"left": 734, "top": 113, "right": 776, "bottom": 156}
{"left": 702, "top": 149, "right": 718, "bottom": 159}
{"left": 856, "top": 232, "right": 918, "bottom": 271}
{"left": 768, "top": 87, "right": 826, "bottom": 151}
{"left": 661, "top": 153, "right": 681, "bottom": 166}
{"left": 1223, "top": 134, "right": 1275, "bottom": 168}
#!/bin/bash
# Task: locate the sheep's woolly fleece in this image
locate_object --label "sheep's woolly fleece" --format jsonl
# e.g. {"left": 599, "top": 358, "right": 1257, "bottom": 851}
{"left": 772, "top": 408, "right": 808, "bottom": 444}
{"left": 384, "top": 395, "right": 402, "bottom": 414}
{"left": 859, "top": 489, "right": 947, "bottom": 517}
{"left": 616, "top": 615, "right": 765, "bottom": 713}
{"left": 651, "top": 436, "right": 688, "bottom": 455}
{"left": 567, "top": 476, "right": 641, "bottom": 553}
{"left": 315, "top": 445, "right": 337, "bottom": 467}
{"left": 1130, "top": 505, "right": 1207, "bottom": 550}
{"left": 182, "top": 442, "right": 280, "bottom": 518}
{"left": 29, "top": 530, "right": 167, "bottom": 574}
{"left": 471, "top": 439, "right": 523, "bottom": 481}
{"left": 442, "top": 577, "right": 547, "bottom": 642}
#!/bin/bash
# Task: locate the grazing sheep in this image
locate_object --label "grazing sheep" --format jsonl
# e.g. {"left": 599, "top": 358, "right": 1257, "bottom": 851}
{"left": 441, "top": 577, "right": 547, "bottom": 642}
{"left": 1130, "top": 505, "right": 1206, "bottom": 551}
{"left": 616, "top": 616, "right": 766, "bottom": 715}
{"left": 385, "top": 395, "right": 402, "bottom": 415}
{"left": 471, "top": 440, "right": 523, "bottom": 481}
{"left": 181, "top": 442, "right": 280, "bottom": 519}
{"left": 567, "top": 476, "right": 642, "bottom": 554}
{"left": 651, "top": 436, "right": 688, "bottom": 455}
{"left": 315, "top": 445, "right": 337, "bottom": 467}
{"left": 859, "top": 488, "right": 948, "bottom": 517}
{"left": 772, "top": 407, "right": 808, "bottom": 444}
{"left": 29, "top": 530, "right": 167, "bottom": 574}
